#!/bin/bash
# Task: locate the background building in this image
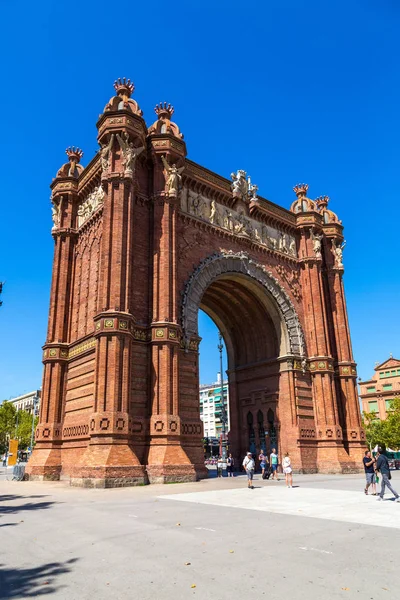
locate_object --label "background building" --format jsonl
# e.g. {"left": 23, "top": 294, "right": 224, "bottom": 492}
{"left": 6, "top": 390, "right": 41, "bottom": 415}
{"left": 359, "top": 356, "right": 400, "bottom": 419}
{"left": 200, "top": 373, "right": 229, "bottom": 439}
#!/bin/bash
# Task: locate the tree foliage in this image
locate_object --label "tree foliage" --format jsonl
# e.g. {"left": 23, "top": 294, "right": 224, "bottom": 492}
{"left": 362, "top": 397, "right": 400, "bottom": 451}
{"left": 0, "top": 402, "right": 38, "bottom": 454}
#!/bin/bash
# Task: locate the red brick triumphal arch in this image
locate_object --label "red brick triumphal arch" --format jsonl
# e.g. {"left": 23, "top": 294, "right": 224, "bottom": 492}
{"left": 27, "top": 78, "right": 365, "bottom": 487}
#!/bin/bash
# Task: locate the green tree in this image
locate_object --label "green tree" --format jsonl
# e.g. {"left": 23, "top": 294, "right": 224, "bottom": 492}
{"left": 361, "top": 411, "right": 387, "bottom": 451}
{"left": 0, "top": 402, "right": 39, "bottom": 453}
{"left": 16, "top": 410, "right": 38, "bottom": 450}
{"left": 384, "top": 397, "right": 400, "bottom": 450}
{"left": 0, "top": 401, "right": 17, "bottom": 454}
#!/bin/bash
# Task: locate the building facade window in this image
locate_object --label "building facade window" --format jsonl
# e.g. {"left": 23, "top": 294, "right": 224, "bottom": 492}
{"left": 366, "top": 386, "right": 376, "bottom": 392}
{"left": 383, "top": 384, "right": 393, "bottom": 391}
{"left": 368, "top": 401, "right": 378, "bottom": 413}
{"left": 385, "top": 400, "right": 393, "bottom": 411}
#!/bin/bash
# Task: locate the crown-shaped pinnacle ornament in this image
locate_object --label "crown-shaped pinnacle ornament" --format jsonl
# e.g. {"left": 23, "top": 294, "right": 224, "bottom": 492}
{"left": 113, "top": 77, "right": 135, "bottom": 98}
{"left": 65, "top": 147, "right": 83, "bottom": 163}
{"left": 154, "top": 102, "right": 175, "bottom": 119}
{"left": 293, "top": 183, "right": 309, "bottom": 198}
{"left": 315, "top": 195, "right": 329, "bottom": 209}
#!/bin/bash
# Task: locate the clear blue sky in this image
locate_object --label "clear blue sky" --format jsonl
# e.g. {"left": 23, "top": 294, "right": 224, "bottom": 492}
{"left": 0, "top": 0, "right": 399, "bottom": 399}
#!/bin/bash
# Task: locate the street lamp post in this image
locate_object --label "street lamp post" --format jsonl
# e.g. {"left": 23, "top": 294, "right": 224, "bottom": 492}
{"left": 29, "top": 395, "right": 39, "bottom": 455}
{"left": 217, "top": 332, "right": 228, "bottom": 460}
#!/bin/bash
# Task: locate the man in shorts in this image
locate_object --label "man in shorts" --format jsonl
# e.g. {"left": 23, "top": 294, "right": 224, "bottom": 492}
{"left": 363, "top": 450, "right": 376, "bottom": 495}
{"left": 270, "top": 448, "right": 279, "bottom": 480}
{"left": 242, "top": 452, "right": 255, "bottom": 489}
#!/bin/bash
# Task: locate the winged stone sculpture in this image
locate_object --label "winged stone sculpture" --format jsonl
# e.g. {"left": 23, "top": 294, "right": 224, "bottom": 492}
{"left": 161, "top": 155, "right": 185, "bottom": 196}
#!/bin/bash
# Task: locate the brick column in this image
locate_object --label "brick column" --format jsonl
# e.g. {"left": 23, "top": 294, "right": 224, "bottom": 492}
{"left": 325, "top": 244, "right": 366, "bottom": 463}
{"left": 146, "top": 137, "right": 199, "bottom": 483}
{"left": 74, "top": 120, "right": 148, "bottom": 487}
{"left": 298, "top": 222, "right": 344, "bottom": 472}
{"left": 27, "top": 176, "right": 77, "bottom": 480}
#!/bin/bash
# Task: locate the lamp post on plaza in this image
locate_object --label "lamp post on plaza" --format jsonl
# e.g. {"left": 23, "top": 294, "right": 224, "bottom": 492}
{"left": 218, "top": 332, "right": 228, "bottom": 460}
{"left": 29, "top": 395, "right": 40, "bottom": 455}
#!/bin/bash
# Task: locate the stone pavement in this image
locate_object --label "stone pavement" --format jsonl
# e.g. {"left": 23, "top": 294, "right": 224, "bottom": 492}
{"left": 0, "top": 473, "right": 399, "bottom": 600}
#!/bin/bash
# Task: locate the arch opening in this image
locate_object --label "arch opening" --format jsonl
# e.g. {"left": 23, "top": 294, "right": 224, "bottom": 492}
{"left": 193, "top": 262, "right": 296, "bottom": 464}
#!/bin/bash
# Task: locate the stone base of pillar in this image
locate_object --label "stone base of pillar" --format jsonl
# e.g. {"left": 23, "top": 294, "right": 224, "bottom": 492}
{"left": 25, "top": 446, "right": 62, "bottom": 481}
{"left": 316, "top": 442, "right": 364, "bottom": 473}
{"left": 146, "top": 441, "right": 207, "bottom": 483}
{"left": 68, "top": 442, "right": 147, "bottom": 488}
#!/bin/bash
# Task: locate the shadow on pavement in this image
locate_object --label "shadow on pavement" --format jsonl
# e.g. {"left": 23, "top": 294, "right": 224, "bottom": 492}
{"left": 0, "top": 523, "right": 18, "bottom": 528}
{"left": 0, "top": 500, "right": 58, "bottom": 516}
{"left": 0, "top": 558, "right": 79, "bottom": 599}
{"left": 0, "top": 495, "right": 49, "bottom": 502}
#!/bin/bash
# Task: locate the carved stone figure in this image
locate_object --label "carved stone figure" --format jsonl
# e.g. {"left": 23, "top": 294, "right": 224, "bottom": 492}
{"left": 51, "top": 201, "right": 60, "bottom": 229}
{"left": 209, "top": 200, "right": 220, "bottom": 226}
{"left": 310, "top": 228, "right": 323, "bottom": 258}
{"left": 289, "top": 238, "right": 296, "bottom": 256}
{"left": 268, "top": 236, "right": 278, "bottom": 250}
{"left": 223, "top": 209, "right": 233, "bottom": 231}
{"left": 234, "top": 213, "right": 253, "bottom": 237}
{"left": 279, "top": 233, "right": 289, "bottom": 254}
{"left": 249, "top": 182, "right": 259, "bottom": 202}
{"left": 161, "top": 155, "right": 185, "bottom": 196}
{"left": 230, "top": 169, "right": 249, "bottom": 200}
{"left": 77, "top": 186, "right": 105, "bottom": 227}
{"left": 116, "top": 132, "right": 144, "bottom": 176}
{"left": 332, "top": 239, "right": 346, "bottom": 268}
{"left": 100, "top": 134, "right": 115, "bottom": 175}
{"left": 190, "top": 193, "right": 206, "bottom": 218}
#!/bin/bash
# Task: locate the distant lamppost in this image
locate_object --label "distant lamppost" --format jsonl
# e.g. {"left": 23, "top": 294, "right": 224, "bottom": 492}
{"left": 29, "top": 395, "right": 40, "bottom": 454}
{"left": 217, "top": 332, "right": 228, "bottom": 460}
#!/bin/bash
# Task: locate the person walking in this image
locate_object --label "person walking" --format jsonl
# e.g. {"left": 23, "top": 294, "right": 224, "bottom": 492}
{"left": 282, "top": 452, "right": 293, "bottom": 488}
{"left": 270, "top": 448, "right": 279, "bottom": 481}
{"left": 259, "top": 450, "right": 267, "bottom": 479}
{"left": 363, "top": 450, "right": 377, "bottom": 495}
{"left": 243, "top": 452, "right": 255, "bottom": 489}
{"left": 375, "top": 447, "right": 400, "bottom": 502}
{"left": 217, "top": 455, "right": 223, "bottom": 478}
{"left": 227, "top": 453, "right": 235, "bottom": 477}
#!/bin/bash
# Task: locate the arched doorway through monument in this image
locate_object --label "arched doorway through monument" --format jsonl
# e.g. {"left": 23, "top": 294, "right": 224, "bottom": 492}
{"left": 198, "top": 273, "right": 282, "bottom": 463}
{"left": 182, "top": 252, "right": 306, "bottom": 474}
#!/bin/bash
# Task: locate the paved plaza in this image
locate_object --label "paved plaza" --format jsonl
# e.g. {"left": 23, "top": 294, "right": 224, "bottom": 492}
{"left": 0, "top": 471, "right": 399, "bottom": 599}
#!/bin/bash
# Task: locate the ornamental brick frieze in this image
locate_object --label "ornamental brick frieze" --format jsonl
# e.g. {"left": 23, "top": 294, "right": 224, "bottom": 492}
{"left": 336, "top": 364, "right": 357, "bottom": 377}
{"left": 68, "top": 337, "right": 96, "bottom": 359}
{"left": 97, "top": 111, "right": 147, "bottom": 143}
{"left": 36, "top": 423, "right": 62, "bottom": 441}
{"left": 308, "top": 359, "right": 335, "bottom": 373}
{"left": 150, "top": 415, "right": 182, "bottom": 436}
{"left": 343, "top": 428, "right": 366, "bottom": 442}
{"left": 181, "top": 251, "right": 306, "bottom": 356}
{"left": 62, "top": 423, "right": 90, "bottom": 439}
{"left": 181, "top": 188, "right": 297, "bottom": 258}
{"left": 43, "top": 344, "right": 69, "bottom": 362}
{"left": 317, "top": 427, "right": 343, "bottom": 441}
{"left": 94, "top": 313, "right": 137, "bottom": 336}
{"left": 150, "top": 134, "right": 186, "bottom": 155}
{"left": 89, "top": 412, "right": 138, "bottom": 437}
{"left": 151, "top": 323, "right": 181, "bottom": 343}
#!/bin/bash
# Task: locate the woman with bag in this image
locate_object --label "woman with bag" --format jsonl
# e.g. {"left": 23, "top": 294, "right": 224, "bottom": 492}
{"left": 282, "top": 452, "right": 293, "bottom": 488}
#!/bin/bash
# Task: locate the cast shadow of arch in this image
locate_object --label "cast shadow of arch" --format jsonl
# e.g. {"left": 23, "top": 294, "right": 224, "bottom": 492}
{"left": 0, "top": 558, "right": 79, "bottom": 599}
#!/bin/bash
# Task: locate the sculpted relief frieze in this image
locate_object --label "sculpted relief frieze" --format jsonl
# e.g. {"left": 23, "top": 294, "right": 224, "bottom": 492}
{"left": 77, "top": 186, "right": 105, "bottom": 227}
{"left": 182, "top": 188, "right": 297, "bottom": 257}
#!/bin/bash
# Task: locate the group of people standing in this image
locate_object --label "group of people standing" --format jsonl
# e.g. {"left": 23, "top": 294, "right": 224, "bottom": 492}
{"left": 242, "top": 449, "right": 293, "bottom": 489}
{"left": 363, "top": 447, "right": 400, "bottom": 502}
